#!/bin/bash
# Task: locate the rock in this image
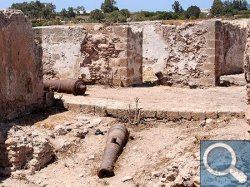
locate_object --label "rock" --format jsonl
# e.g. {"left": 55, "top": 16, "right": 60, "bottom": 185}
{"left": 152, "top": 171, "right": 162, "bottom": 178}
{"left": 47, "top": 131, "right": 55, "bottom": 139}
{"left": 89, "top": 118, "right": 102, "bottom": 127}
{"left": 194, "top": 152, "right": 200, "bottom": 160}
{"left": 205, "top": 118, "right": 214, "bottom": 125}
{"left": 160, "top": 176, "right": 167, "bottom": 182}
{"left": 132, "top": 146, "right": 138, "bottom": 151}
{"left": 193, "top": 176, "right": 200, "bottom": 186}
{"left": 166, "top": 171, "right": 177, "bottom": 182}
{"left": 54, "top": 125, "right": 67, "bottom": 136}
{"left": 200, "top": 120, "right": 206, "bottom": 127}
{"left": 121, "top": 176, "right": 133, "bottom": 182}
{"left": 95, "top": 129, "right": 104, "bottom": 135}
{"left": 72, "top": 128, "right": 88, "bottom": 139}
{"left": 6, "top": 128, "right": 54, "bottom": 172}
{"left": 88, "top": 155, "right": 95, "bottom": 160}
{"left": 79, "top": 173, "right": 84, "bottom": 178}
{"left": 93, "top": 24, "right": 103, "bottom": 31}
{"left": 153, "top": 181, "right": 165, "bottom": 187}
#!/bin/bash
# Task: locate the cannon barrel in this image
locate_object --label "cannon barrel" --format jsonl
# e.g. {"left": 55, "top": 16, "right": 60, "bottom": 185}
{"left": 43, "top": 79, "right": 86, "bottom": 96}
{"left": 98, "top": 124, "right": 129, "bottom": 178}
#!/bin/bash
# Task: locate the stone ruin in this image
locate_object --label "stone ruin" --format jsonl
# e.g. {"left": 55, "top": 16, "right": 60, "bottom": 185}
{"left": 1, "top": 8, "right": 250, "bottom": 184}
{"left": 34, "top": 20, "right": 247, "bottom": 88}
{"left": 34, "top": 24, "right": 143, "bottom": 87}
{"left": 0, "top": 10, "right": 45, "bottom": 176}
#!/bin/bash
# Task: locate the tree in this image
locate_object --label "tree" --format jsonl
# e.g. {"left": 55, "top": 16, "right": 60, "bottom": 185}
{"left": 106, "top": 9, "right": 130, "bottom": 23}
{"left": 120, "top": 9, "right": 130, "bottom": 18}
{"left": 231, "top": 0, "right": 248, "bottom": 10}
{"left": 211, "top": 0, "right": 224, "bottom": 16}
{"left": 186, "top": 6, "right": 201, "bottom": 19}
{"left": 154, "top": 11, "right": 173, "bottom": 20}
{"left": 60, "top": 8, "right": 68, "bottom": 18}
{"left": 10, "top": 1, "right": 56, "bottom": 20}
{"left": 172, "top": 1, "right": 184, "bottom": 13}
{"left": 43, "top": 3, "right": 56, "bottom": 19}
{"left": 89, "top": 9, "right": 105, "bottom": 22}
{"left": 75, "top": 6, "right": 86, "bottom": 15}
{"left": 101, "top": 0, "right": 119, "bottom": 13}
{"left": 67, "top": 7, "right": 76, "bottom": 18}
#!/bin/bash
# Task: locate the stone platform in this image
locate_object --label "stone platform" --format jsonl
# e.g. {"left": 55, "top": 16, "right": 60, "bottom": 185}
{"left": 57, "top": 86, "right": 246, "bottom": 121}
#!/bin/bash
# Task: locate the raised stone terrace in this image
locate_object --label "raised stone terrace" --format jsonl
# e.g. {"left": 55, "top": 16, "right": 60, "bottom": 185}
{"left": 58, "top": 86, "right": 246, "bottom": 121}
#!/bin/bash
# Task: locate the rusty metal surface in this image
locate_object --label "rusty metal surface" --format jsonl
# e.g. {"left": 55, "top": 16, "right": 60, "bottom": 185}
{"left": 98, "top": 124, "right": 129, "bottom": 178}
{"left": 43, "top": 79, "right": 86, "bottom": 95}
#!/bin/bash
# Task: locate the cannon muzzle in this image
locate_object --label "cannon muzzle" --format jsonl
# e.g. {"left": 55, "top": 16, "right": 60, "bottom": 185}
{"left": 98, "top": 124, "right": 129, "bottom": 178}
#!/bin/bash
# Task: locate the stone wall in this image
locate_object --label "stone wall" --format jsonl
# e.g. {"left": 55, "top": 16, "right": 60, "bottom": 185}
{"left": 33, "top": 26, "right": 87, "bottom": 80}
{"left": 130, "top": 21, "right": 216, "bottom": 87}
{"left": 0, "top": 10, "right": 43, "bottom": 121}
{"left": 127, "top": 27, "right": 143, "bottom": 85}
{"left": 34, "top": 25, "right": 143, "bottom": 87}
{"left": 218, "top": 21, "right": 247, "bottom": 76}
{"left": 244, "top": 20, "right": 250, "bottom": 123}
{"left": 128, "top": 20, "right": 247, "bottom": 87}
{"left": 35, "top": 20, "right": 247, "bottom": 88}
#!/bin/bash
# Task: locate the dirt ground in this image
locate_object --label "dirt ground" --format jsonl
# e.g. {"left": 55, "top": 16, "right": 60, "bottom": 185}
{"left": 0, "top": 109, "right": 249, "bottom": 187}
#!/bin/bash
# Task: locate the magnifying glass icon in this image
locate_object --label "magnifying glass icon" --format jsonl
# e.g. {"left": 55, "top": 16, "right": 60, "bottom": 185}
{"left": 203, "top": 143, "right": 247, "bottom": 184}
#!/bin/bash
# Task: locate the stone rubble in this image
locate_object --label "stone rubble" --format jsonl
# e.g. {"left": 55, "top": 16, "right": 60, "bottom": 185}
{"left": 1, "top": 115, "right": 108, "bottom": 175}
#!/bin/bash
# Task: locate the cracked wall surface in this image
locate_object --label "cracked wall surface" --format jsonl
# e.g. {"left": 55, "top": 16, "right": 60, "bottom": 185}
{"left": 0, "top": 10, "right": 43, "bottom": 121}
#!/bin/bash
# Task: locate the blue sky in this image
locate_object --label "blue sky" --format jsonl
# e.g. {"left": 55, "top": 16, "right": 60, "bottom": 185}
{"left": 0, "top": 0, "right": 250, "bottom": 12}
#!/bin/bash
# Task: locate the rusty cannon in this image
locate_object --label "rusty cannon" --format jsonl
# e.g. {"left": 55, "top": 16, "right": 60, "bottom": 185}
{"left": 43, "top": 79, "right": 87, "bottom": 96}
{"left": 98, "top": 124, "right": 129, "bottom": 178}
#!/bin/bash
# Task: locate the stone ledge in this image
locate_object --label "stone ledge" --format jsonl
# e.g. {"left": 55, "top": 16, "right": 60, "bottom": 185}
{"left": 58, "top": 101, "right": 245, "bottom": 122}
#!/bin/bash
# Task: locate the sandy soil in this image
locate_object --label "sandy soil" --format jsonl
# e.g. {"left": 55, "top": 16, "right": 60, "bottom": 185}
{"left": 0, "top": 110, "right": 249, "bottom": 187}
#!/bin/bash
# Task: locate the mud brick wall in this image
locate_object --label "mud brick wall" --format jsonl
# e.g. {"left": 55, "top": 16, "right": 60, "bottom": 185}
{"left": 34, "top": 25, "right": 143, "bottom": 87}
{"left": 0, "top": 10, "right": 43, "bottom": 121}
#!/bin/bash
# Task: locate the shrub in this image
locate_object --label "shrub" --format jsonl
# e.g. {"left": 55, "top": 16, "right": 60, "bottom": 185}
{"left": 105, "top": 10, "right": 130, "bottom": 23}
{"left": 89, "top": 9, "right": 105, "bottom": 22}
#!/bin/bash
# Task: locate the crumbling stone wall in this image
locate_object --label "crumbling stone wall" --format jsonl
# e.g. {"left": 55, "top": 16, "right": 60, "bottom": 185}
{"left": 131, "top": 21, "right": 214, "bottom": 87}
{"left": 35, "top": 20, "right": 247, "bottom": 88}
{"left": 81, "top": 25, "right": 143, "bottom": 86}
{"left": 218, "top": 21, "right": 247, "bottom": 76}
{"left": 0, "top": 10, "right": 43, "bottom": 121}
{"left": 35, "top": 25, "right": 143, "bottom": 87}
{"left": 128, "top": 20, "right": 247, "bottom": 87}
